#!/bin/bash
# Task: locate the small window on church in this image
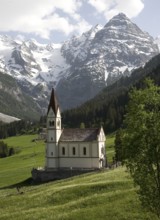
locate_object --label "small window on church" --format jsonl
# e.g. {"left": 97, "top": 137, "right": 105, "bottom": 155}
{"left": 49, "top": 121, "right": 54, "bottom": 126}
{"left": 51, "top": 152, "right": 53, "bottom": 156}
{"left": 83, "top": 147, "right": 86, "bottom": 155}
{"left": 72, "top": 147, "right": 76, "bottom": 155}
{"left": 57, "top": 120, "right": 60, "bottom": 127}
{"left": 62, "top": 147, "right": 65, "bottom": 155}
{"left": 51, "top": 137, "right": 53, "bottom": 141}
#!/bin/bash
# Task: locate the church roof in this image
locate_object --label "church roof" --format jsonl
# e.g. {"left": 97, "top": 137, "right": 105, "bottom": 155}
{"left": 47, "top": 88, "right": 59, "bottom": 115}
{"left": 59, "top": 128, "right": 100, "bottom": 142}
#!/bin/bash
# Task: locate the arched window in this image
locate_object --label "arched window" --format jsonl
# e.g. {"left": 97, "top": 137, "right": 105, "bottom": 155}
{"left": 49, "top": 121, "right": 54, "bottom": 126}
{"left": 72, "top": 147, "right": 76, "bottom": 155}
{"left": 62, "top": 147, "right": 65, "bottom": 155}
{"left": 83, "top": 147, "right": 86, "bottom": 155}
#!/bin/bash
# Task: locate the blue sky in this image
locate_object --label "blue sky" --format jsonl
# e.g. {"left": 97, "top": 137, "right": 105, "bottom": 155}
{"left": 0, "top": 0, "right": 159, "bottom": 44}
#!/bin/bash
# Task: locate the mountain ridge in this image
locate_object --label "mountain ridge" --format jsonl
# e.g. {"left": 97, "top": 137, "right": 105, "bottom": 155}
{"left": 0, "top": 13, "right": 159, "bottom": 118}
{"left": 62, "top": 53, "right": 160, "bottom": 133}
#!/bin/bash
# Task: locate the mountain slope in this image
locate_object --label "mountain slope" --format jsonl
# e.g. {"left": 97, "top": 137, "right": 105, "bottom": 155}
{"left": 62, "top": 53, "right": 160, "bottom": 133}
{"left": 0, "top": 13, "right": 159, "bottom": 116}
{"left": 56, "top": 13, "right": 159, "bottom": 109}
{"left": 0, "top": 134, "right": 159, "bottom": 220}
{"left": 0, "top": 71, "right": 41, "bottom": 120}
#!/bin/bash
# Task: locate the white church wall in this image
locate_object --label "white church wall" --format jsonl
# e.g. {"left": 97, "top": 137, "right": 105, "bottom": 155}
{"left": 47, "top": 143, "right": 57, "bottom": 157}
{"left": 56, "top": 128, "right": 62, "bottom": 142}
{"left": 59, "top": 143, "right": 69, "bottom": 157}
{"left": 46, "top": 140, "right": 105, "bottom": 169}
{"left": 79, "top": 143, "right": 90, "bottom": 157}
{"left": 59, "top": 158, "right": 100, "bottom": 169}
{"left": 68, "top": 143, "right": 79, "bottom": 157}
{"left": 98, "top": 142, "right": 105, "bottom": 158}
{"left": 47, "top": 158, "right": 58, "bottom": 168}
{"left": 91, "top": 142, "right": 99, "bottom": 157}
{"left": 59, "top": 142, "right": 99, "bottom": 158}
{"left": 57, "top": 142, "right": 101, "bottom": 169}
{"left": 47, "top": 127, "right": 61, "bottom": 143}
{"left": 47, "top": 131, "right": 55, "bottom": 143}
{"left": 98, "top": 128, "right": 106, "bottom": 142}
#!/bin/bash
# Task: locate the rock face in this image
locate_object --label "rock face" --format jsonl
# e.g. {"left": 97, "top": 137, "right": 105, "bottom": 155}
{"left": 91, "top": 13, "right": 159, "bottom": 85}
{"left": 56, "top": 13, "right": 159, "bottom": 109}
{"left": 0, "top": 13, "right": 159, "bottom": 114}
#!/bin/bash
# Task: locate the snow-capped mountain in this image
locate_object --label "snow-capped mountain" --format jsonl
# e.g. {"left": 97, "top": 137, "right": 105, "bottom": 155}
{"left": 56, "top": 13, "right": 159, "bottom": 109}
{"left": 0, "top": 13, "right": 159, "bottom": 116}
{"left": 155, "top": 36, "right": 160, "bottom": 50}
{"left": 0, "top": 35, "right": 71, "bottom": 112}
{"left": 0, "top": 36, "right": 69, "bottom": 86}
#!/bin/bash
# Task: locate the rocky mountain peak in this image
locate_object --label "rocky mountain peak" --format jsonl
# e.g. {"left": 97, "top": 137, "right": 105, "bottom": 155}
{"left": 56, "top": 14, "right": 159, "bottom": 109}
{"left": 0, "top": 13, "right": 160, "bottom": 116}
{"left": 104, "top": 12, "right": 149, "bottom": 38}
{"left": 105, "top": 12, "right": 130, "bottom": 26}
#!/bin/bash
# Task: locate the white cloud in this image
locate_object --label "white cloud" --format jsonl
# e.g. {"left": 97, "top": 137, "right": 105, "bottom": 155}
{"left": 0, "top": 0, "right": 86, "bottom": 39}
{"left": 75, "top": 19, "right": 92, "bottom": 35}
{"left": 0, "top": 0, "right": 145, "bottom": 41}
{"left": 15, "top": 34, "right": 26, "bottom": 42}
{"left": 88, "top": 0, "right": 144, "bottom": 20}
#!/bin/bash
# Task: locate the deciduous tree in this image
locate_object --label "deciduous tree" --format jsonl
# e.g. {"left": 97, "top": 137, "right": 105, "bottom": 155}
{"left": 122, "top": 79, "right": 160, "bottom": 217}
{"left": 114, "top": 128, "right": 124, "bottom": 162}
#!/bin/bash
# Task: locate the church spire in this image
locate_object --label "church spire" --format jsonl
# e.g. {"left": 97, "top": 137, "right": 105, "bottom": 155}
{"left": 47, "top": 88, "right": 59, "bottom": 115}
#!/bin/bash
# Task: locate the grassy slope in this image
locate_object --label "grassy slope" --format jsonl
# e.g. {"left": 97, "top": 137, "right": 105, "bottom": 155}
{"left": 0, "top": 135, "right": 158, "bottom": 220}
{"left": 0, "top": 135, "right": 45, "bottom": 188}
{"left": 106, "top": 133, "right": 115, "bottom": 163}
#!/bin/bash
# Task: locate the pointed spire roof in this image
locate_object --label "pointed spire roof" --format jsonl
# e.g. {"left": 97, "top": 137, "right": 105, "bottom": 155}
{"left": 47, "top": 88, "right": 59, "bottom": 115}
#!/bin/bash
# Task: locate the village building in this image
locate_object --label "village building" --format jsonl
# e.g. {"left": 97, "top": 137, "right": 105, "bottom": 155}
{"left": 32, "top": 89, "right": 106, "bottom": 181}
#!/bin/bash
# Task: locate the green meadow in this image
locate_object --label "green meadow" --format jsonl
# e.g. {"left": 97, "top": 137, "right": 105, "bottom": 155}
{"left": 0, "top": 135, "right": 158, "bottom": 220}
{"left": 0, "top": 135, "right": 45, "bottom": 188}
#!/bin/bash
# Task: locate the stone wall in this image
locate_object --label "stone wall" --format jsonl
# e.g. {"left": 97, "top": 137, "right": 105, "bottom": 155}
{"left": 31, "top": 168, "right": 97, "bottom": 183}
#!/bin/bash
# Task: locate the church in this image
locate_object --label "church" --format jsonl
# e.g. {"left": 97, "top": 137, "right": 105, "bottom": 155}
{"left": 45, "top": 89, "right": 106, "bottom": 170}
{"left": 32, "top": 89, "right": 106, "bottom": 181}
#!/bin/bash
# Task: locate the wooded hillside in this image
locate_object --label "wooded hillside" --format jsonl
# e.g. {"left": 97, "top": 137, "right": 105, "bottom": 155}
{"left": 62, "top": 54, "right": 160, "bottom": 133}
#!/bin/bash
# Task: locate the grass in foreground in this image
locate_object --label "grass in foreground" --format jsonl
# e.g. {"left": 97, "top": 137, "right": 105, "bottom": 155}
{"left": 0, "top": 134, "right": 158, "bottom": 220}
{"left": 0, "top": 167, "right": 158, "bottom": 220}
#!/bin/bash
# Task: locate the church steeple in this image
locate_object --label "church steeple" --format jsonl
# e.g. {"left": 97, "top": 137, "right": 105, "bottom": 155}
{"left": 45, "top": 88, "right": 62, "bottom": 170}
{"left": 47, "top": 88, "right": 59, "bottom": 116}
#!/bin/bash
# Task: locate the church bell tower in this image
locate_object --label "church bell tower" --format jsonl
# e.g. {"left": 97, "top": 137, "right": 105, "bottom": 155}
{"left": 45, "top": 88, "right": 62, "bottom": 169}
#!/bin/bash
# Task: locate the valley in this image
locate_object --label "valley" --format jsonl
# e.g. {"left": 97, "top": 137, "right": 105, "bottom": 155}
{"left": 0, "top": 4, "right": 160, "bottom": 220}
{"left": 0, "top": 134, "right": 158, "bottom": 220}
